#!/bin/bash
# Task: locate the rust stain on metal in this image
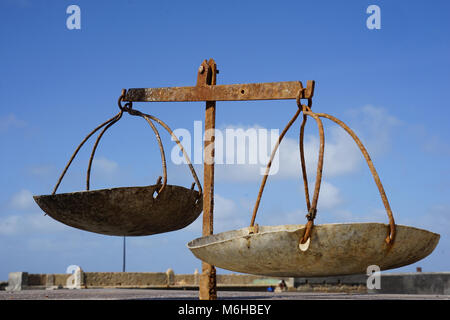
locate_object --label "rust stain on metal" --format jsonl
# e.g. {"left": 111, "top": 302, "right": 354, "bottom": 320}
{"left": 124, "top": 81, "right": 308, "bottom": 102}
{"left": 34, "top": 185, "right": 202, "bottom": 236}
{"left": 198, "top": 59, "right": 217, "bottom": 300}
{"left": 188, "top": 223, "right": 440, "bottom": 277}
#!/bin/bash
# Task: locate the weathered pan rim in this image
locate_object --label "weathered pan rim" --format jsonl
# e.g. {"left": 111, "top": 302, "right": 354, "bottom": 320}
{"left": 34, "top": 184, "right": 203, "bottom": 237}
{"left": 187, "top": 223, "right": 440, "bottom": 277}
{"left": 187, "top": 222, "right": 439, "bottom": 249}
{"left": 34, "top": 184, "right": 176, "bottom": 197}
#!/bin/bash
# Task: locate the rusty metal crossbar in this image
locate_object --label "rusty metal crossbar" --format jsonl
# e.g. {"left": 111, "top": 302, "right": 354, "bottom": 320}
{"left": 124, "top": 80, "right": 314, "bottom": 102}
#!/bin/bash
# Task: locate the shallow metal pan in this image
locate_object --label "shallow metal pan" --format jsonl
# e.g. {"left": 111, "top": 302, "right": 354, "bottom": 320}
{"left": 34, "top": 184, "right": 202, "bottom": 236}
{"left": 187, "top": 223, "right": 440, "bottom": 277}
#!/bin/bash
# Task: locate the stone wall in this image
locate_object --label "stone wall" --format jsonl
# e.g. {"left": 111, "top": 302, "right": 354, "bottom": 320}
{"left": 84, "top": 272, "right": 168, "bottom": 288}
{"left": 4, "top": 270, "right": 450, "bottom": 295}
{"left": 368, "top": 272, "right": 450, "bottom": 295}
{"left": 4, "top": 270, "right": 288, "bottom": 291}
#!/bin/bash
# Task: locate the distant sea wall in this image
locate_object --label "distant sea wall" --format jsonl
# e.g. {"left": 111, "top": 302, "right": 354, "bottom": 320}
{"left": 3, "top": 269, "right": 293, "bottom": 291}
{"left": 3, "top": 269, "right": 450, "bottom": 295}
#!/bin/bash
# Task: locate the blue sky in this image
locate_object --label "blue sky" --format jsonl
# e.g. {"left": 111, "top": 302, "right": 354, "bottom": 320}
{"left": 0, "top": 0, "right": 449, "bottom": 280}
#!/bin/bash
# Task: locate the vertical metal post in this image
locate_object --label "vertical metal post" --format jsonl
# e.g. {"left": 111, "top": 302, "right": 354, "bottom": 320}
{"left": 197, "top": 59, "right": 218, "bottom": 300}
{"left": 122, "top": 236, "right": 126, "bottom": 272}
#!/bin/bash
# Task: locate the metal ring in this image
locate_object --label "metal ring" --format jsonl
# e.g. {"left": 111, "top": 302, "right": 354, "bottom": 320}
{"left": 117, "top": 89, "right": 127, "bottom": 111}
{"left": 296, "top": 89, "right": 313, "bottom": 109}
{"left": 296, "top": 89, "right": 304, "bottom": 108}
{"left": 123, "top": 102, "right": 133, "bottom": 112}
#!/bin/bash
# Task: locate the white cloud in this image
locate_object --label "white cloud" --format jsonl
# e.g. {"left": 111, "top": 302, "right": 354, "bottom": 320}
{"left": 214, "top": 122, "right": 362, "bottom": 182}
{"left": 28, "top": 164, "right": 56, "bottom": 178}
{"left": 4, "top": 0, "right": 32, "bottom": 8}
{"left": 317, "top": 181, "right": 343, "bottom": 210}
{"left": 347, "top": 105, "right": 402, "bottom": 156}
{"left": 93, "top": 157, "right": 119, "bottom": 175}
{"left": 172, "top": 105, "right": 400, "bottom": 184}
{"left": 262, "top": 180, "right": 344, "bottom": 225}
{"left": 0, "top": 213, "right": 68, "bottom": 236}
{"left": 275, "top": 125, "right": 361, "bottom": 179}
{"left": 323, "top": 208, "right": 388, "bottom": 224}
{"left": 267, "top": 205, "right": 391, "bottom": 227}
{"left": 0, "top": 215, "right": 20, "bottom": 235}
{"left": 0, "top": 113, "right": 26, "bottom": 132}
{"left": 9, "top": 189, "right": 36, "bottom": 210}
{"left": 409, "top": 124, "right": 450, "bottom": 156}
{"left": 185, "top": 194, "right": 246, "bottom": 234}
{"left": 215, "top": 163, "right": 261, "bottom": 182}
{"left": 275, "top": 105, "right": 401, "bottom": 180}
{"left": 214, "top": 124, "right": 279, "bottom": 181}
{"left": 2, "top": 190, "right": 72, "bottom": 235}
{"left": 399, "top": 204, "right": 450, "bottom": 235}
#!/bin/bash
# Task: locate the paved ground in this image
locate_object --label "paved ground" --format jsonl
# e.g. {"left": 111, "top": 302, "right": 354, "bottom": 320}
{"left": 1, "top": 289, "right": 449, "bottom": 300}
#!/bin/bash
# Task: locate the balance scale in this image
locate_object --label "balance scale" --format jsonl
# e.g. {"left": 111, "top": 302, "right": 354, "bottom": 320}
{"left": 33, "top": 59, "right": 440, "bottom": 299}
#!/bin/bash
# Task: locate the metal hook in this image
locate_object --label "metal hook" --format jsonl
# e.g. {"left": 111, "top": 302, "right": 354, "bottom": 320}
{"left": 118, "top": 89, "right": 134, "bottom": 112}
{"left": 118, "top": 89, "right": 127, "bottom": 111}
{"left": 296, "top": 89, "right": 313, "bottom": 110}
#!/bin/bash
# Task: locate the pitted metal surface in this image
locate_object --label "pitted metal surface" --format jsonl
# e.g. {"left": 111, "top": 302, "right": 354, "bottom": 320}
{"left": 34, "top": 184, "right": 202, "bottom": 236}
{"left": 187, "top": 223, "right": 440, "bottom": 277}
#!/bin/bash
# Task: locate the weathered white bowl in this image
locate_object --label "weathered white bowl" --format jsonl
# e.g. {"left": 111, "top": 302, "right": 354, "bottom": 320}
{"left": 187, "top": 223, "right": 440, "bottom": 277}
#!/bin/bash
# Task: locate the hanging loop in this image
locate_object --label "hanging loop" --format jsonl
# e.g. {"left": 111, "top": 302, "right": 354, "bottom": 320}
{"left": 118, "top": 89, "right": 133, "bottom": 112}
{"left": 297, "top": 102, "right": 325, "bottom": 245}
{"left": 249, "top": 107, "right": 302, "bottom": 228}
{"left": 249, "top": 85, "right": 321, "bottom": 238}
{"left": 120, "top": 107, "right": 203, "bottom": 196}
{"left": 296, "top": 94, "right": 313, "bottom": 110}
{"left": 53, "top": 91, "right": 169, "bottom": 197}
{"left": 314, "top": 112, "right": 396, "bottom": 245}
{"left": 86, "top": 92, "right": 167, "bottom": 195}
{"left": 296, "top": 88, "right": 326, "bottom": 244}
{"left": 52, "top": 112, "right": 122, "bottom": 195}
{"left": 86, "top": 110, "right": 124, "bottom": 191}
{"left": 296, "top": 81, "right": 314, "bottom": 110}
